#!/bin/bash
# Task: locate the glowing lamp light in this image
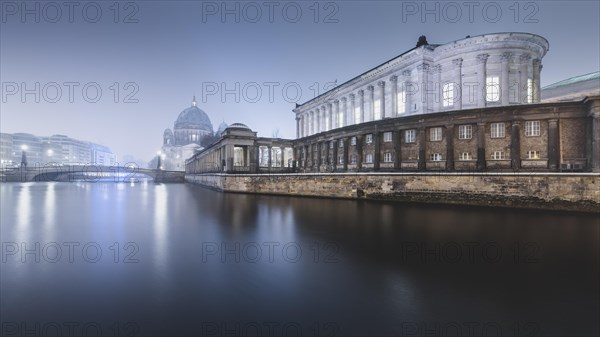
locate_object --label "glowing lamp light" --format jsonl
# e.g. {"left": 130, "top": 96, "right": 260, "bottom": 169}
{"left": 20, "top": 145, "right": 28, "bottom": 151}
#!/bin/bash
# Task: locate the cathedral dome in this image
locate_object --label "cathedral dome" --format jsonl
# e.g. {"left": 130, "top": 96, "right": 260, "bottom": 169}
{"left": 174, "top": 97, "right": 213, "bottom": 134}
{"left": 163, "top": 128, "right": 173, "bottom": 137}
{"left": 217, "top": 122, "right": 228, "bottom": 135}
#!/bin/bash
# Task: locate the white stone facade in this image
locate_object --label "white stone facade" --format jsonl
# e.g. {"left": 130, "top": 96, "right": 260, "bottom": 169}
{"left": 294, "top": 33, "right": 549, "bottom": 139}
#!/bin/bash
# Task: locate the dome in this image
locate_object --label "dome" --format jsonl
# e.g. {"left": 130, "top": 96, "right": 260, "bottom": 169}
{"left": 217, "top": 122, "right": 228, "bottom": 135}
{"left": 227, "top": 123, "right": 251, "bottom": 130}
{"left": 174, "top": 98, "right": 213, "bottom": 134}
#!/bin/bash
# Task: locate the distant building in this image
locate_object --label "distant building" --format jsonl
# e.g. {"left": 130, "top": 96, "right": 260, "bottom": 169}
{"left": 159, "top": 97, "right": 216, "bottom": 171}
{"left": 0, "top": 132, "right": 116, "bottom": 167}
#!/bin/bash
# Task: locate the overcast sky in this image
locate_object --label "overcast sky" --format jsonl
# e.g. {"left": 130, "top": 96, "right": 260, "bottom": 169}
{"left": 1, "top": 0, "right": 599, "bottom": 161}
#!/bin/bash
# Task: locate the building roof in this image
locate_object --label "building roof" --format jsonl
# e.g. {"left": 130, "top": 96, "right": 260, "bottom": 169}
{"left": 174, "top": 98, "right": 214, "bottom": 133}
{"left": 542, "top": 71, "right": 600, "bottom": 90}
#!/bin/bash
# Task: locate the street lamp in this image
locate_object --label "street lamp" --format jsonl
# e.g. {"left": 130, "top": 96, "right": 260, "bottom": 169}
{"left": 156, "top": 150, "right": 163, "bottom": 170}
{"left": 20, "top": 145, "right": 28, "bottom": 168}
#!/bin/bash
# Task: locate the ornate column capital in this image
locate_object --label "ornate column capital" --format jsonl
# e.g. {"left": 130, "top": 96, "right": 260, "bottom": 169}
{"left": 358, "top": 89, "right": 364, "bottom": 97}
{"left": 417, "top": 63, "right": 430, "bottom": 71}
{"left": 501, "top": 52, "right": 513, "bottom": 62}
{"left": 378, "top": 80, "right": 386, "bottom": 87}
{"left": 367, "top": 85, "right": 374, "bottom": 92}
{"left": 341, "top": 97, "right": 347, "bottom": 102}
{"left": 402, "top": 70, "right": 411, "bottom": 77}
{"left": 389, "top": 75, "right": 398, "bottom": 82}
{"left": 434, "top": 64, "right": 442, "bottom": 73}
{"left": 334, "top": 99, "right": 340, "bottom": 105}
{"left": 349, "top": 93, "right": 355, "bottom": 101}
{"left": 519, "top": 53, "right": 531, "bottom": 63}
{"left": 476, "top": 53, "right": 489, "bottom": 64}
{"left": 452, "top": 58, "right": 463, "bottom": 67}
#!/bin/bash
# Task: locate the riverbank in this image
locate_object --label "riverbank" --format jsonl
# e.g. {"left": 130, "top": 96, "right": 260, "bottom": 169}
{"left": 185, "top": 172, "right": 600, "bottom": 213}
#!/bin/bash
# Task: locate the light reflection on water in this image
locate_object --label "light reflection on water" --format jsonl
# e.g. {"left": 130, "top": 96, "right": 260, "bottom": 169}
{"left": 0, "top": 182, "right": 598, "bottom": 336}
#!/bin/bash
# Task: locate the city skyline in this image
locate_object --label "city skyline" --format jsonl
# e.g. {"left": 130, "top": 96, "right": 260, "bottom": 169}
{"left": 1, "top": 1, "right": 599, "bottom": 162}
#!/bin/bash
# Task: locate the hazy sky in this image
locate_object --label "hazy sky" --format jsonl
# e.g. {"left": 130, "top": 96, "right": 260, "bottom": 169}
{"left": 1, "top": 0, "right": 599, "bottom": 161}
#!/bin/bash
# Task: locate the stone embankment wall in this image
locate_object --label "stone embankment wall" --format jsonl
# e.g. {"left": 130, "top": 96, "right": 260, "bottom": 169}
{"left": 185, "top": 173, "right": 600, "bottom": 213}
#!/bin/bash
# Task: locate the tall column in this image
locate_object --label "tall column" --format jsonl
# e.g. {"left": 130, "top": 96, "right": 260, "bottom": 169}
{"left": 591, "top": 110, "right": 600, "bottom": 172}
{"left": 356, "top": 135, "right": 363, "bottom": 171}
{"left": 358, "top": 90, "right": 365, "bottom": 123}
{"left": 296, "top": 116, "right": 300, "bottom": 139}
{"left": 547, "top": 119, "right": 559, "bottom": 170}
{"left": 394, "top": 130, "right": 402, "bottom": 169}
{"left": 315, "top": 108, "right": 322, "bottom": 133}
{"left": 417, "top": 63, "right": 430, "bottom": 113}
{"left": 304, "top": 113, "right": 309, "bottom": 137}
{"left": 477, "top": 53, "right": 489, "bottom": 108}
{"left": 373, "top": 132, "right": 380, "bottom": 171}
{"left": 452, "top": 58, "right": 463, "bottom": 110}
{"left": 367, "top": 85, "right": 375, "bottom": 121}
{"left": 418, "top": 127, "right": 426, "bottom": 171}
{"left": 341, "top": 97, "right": 348, "bottom": 127}
{"left": 378, "top": 81, "right": 386, "bottom": 119}
{"left": 533, "top": 58, "right": 542, "bottom": 103}
{"left": 511, "top": 121, "right": 521, "bottom": 170}
{"left": 333, "top": 99, "right": 340, "bottom": 129}
{"left": 309, "top": 111, "right": 314, "bottom": 136}
{"left": 501, "top": 52, "right": 512, "bottom": 106}
{"left": 321, "top": 106, "right": 326, "bottom": 131}
{"left": 341, "top": 138, "right": 348, "bottom": 171}
{"left": 435, "top": 65, "right": 443, "bottom": 112}
{"left": 299, "top": 115, "right": 304, "bottom": 138}
{"left": 349, "top": 94, "right": 356, "bottom": 125}
{"left": 402, "top": 70, "right": 412, "bottom": 114}
{"left": 519, "top": 54, "right": 531, "bottom": 104}
{"left": 331, "top": 140, "right": 338, "bottom": 171}
{"left": 390, "top": 76, "right": 398, "bottom": 117}
{"left": 477, "top": 122, "right": 486, "bottom": 171}
{"left": 446, "top": 124, "right": 454, "bottom": 171}
{"left": 327, "top": 103, "right": 333, "bottom": 131}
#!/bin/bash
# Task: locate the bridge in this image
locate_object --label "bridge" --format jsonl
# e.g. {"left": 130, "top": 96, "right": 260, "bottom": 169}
{"left": 0, "top": 165, "right": 185, "bottom": 183}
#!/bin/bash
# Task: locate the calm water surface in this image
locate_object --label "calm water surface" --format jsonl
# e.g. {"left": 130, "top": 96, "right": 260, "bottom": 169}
{"left": 1, "top": 182, "right": 598, "bottom": 336}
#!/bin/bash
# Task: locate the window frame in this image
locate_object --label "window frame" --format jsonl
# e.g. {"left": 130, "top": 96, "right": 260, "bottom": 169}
{"left": 490, "top": 123, "right": 505, "bottom": 138}
{"left": 383, "top": 152, "right": 393, "bottom": 163}
{"left": 430, "top": 127, "right": 443, "bottom": 142}
{"left": 365, "top": 134, "right": 373, "bottom": 144}
{"left": 458, "top": 125, "right": 472, "bottom": 140}
{"left": 525, "top": 121, "right": 541, "bottom": 137}
{"left": 383, "top": 132, "right": 393, "bottom": 142}
{"left": 486, "top": 76, "right": 500, "bottom": 102}
{"left": 405, "top": 129, "right": 416, "bottom": 143}
{"left": 430, "top": 153, "right": 443, "bottom": 161}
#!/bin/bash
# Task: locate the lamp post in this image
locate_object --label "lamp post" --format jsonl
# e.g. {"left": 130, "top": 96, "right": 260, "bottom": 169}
{"left": 20, "top": 145, "right": 28, "bottom": 168}
{"left": 157, "top": 151, "right": 164, "bottom": 170}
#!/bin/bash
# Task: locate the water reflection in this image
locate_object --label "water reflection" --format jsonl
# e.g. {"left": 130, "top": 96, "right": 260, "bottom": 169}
{"left": 0, "top": 182, "right": 598, "bottom": 336}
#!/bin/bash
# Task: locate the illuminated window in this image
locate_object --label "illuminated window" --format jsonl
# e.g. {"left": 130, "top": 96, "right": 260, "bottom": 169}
{"left": 339, "top": 140, "right": 344, "bottom": 148}
{"left": 458, "top": 125, "right": 472, "bottom": 140}
{"left": 405, "top": 129, "right": 416, "bottom": 143}
{"left": 442, "top": 83, "right": 455, "bottom": 107}
{"left": 486, "top": 76, "right": 500, "bottom": 102}
{"left": 351, "top": 137, "right": 357, "bottom": 146}
{"left": 459, "top": 152, "right": 472, "bottom": 161}
{"left": 527, "top": 150, "right": 540, "bottom": 159}
{"left": 383, "top": 132, "right": 392, "bottom": 142}
{"left": 366, "top": 134, "right": 373, "bottom": 144}
{"left": 525, "top": 121, "right": 540, "bottom": 137}
{"left": 430, "top": 153, "right": 442, "bottom": 161}
{"left": 354, "top": 106, "right": 361, "bottom": 124}
{"left": 374, "top": 99, "right": 381, "bottom": 120}
{"left": 397, "top": 91, "right": 406, "bottom": 114}
{"left": 365, "top": 154, "right": 373, "bottom": 164}
{"left": 526, "top": 78, "right": 534, "bottom": 103}
{"left": 338, "top": 155, "right": 344, "bottom": 164}
{"left": 491, "top": 123, "right": 505, "bottom": 138}
{"left": 329, "top": 142, "right": 334, "bottom": 149}
{"left": 430, "top": 127, "right": 442, "bottom": 142}
{"left": 351, "top": 155, "right": 357, "bottom": 164}
{"left": 384, "top": 152, "right": 393, "bottom": 163}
